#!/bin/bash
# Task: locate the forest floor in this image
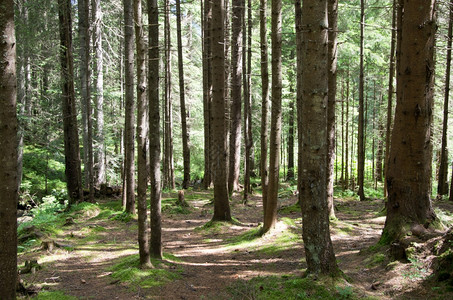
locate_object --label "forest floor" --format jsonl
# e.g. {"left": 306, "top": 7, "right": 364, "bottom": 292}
{"left": 17, "top": 188, "right": 453, "bottom": 299}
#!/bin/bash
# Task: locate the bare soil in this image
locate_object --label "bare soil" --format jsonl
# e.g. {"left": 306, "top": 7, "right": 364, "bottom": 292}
{"left": 18, "top": 191, "right": 453, "bottom": 299}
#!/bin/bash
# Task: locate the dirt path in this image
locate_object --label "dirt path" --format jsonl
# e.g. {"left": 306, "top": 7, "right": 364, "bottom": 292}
{"left": 18, "top": 192, "right": 453, "bottom": 299}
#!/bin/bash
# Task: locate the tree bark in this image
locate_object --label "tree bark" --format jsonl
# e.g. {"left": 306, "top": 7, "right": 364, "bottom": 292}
{"left": 295, "top": 0, "right": 302, "bottom": 204}
{"left": 163, "top": 0, "right": 175, "bottom": 190}
{"left": 211, "top": 0, "right": 232, "bottom": 221}
{"left": 327, "top": 0, "right": 338, "bottom": 217}
{"left": 79, "top": 0, "right": 94, "bottom": 202}
{"left": 260, "top": 0, "right": 270, "bottom": 212}
{"left": 124, "top": 0, "right": 135, "bottom": 213}
{"left": 176, "top": 0, "right": 191, "bottom": 190}
{"left": 299, "top": 0, "right": 338, "bottom": 276}
{"left": 202, "top": 0, "right": 212, "bottom": 189}
{"left": 135, "top": 0, "right": 151, "bottom": 268}
{"left": 384, "top": 0, "right": 398, "bottom": 198}
{"left": 0, "top": 1, "right": 18, "bottom": 296}
{"left": 92, "top": 0, "right": 106, "bottom": 187}
{"left": 59, "top": 0, "right": 83, "bottom": 205}
{"left": 148, "top": 0, "right": 162, "bottom": 259}
{"left": 344, "top": 68, "right": 350, "bottom": 191}
{"left": 357, "top": 0, "right": 366, "bottom": 201}
{"left": 286, "top": 98, "right": 295, "bottom": 181}
{"left": 437, "top": 0, "right": 453, "bottom": 197}
{"left": 382, "top": 0, "right": 437, "bottom": 243}
{"left": 228, "top": 0, "right": 243, "bottom": 194}
{"left": 262, "top": 0, "right": 282, "bottom": 233}
{"left": 244, "top": 0, "right": 253, "bottom": 203}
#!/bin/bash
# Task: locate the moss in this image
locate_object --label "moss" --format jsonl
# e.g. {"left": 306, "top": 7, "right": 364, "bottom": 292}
{"left": 32, "top": 290, "right": 78, "bottom": 300}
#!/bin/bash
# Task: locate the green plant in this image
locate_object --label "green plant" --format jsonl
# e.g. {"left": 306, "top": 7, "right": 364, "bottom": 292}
{"left": 32, "top": 290, "right": 78, "bottom": 300}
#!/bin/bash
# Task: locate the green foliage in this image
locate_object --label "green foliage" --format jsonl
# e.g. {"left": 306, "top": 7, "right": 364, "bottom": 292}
{"left": 227, "top": 275, "right": 358, "bottom": 300}
{"left": 32, "top": 290, "right": 78, "bottom": 300}
{"left": 109, "top": 254, "right": 182, "bottom": 290}
{"left": 111, "top": 211, "right": 133, "bottom": 223}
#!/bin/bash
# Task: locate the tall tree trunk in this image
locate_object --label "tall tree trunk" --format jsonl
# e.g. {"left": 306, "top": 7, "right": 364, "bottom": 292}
{"left": 148, "top": 0, "right": 162, "bottom": 259}
{"left": 124, "top": 0, "right": 135, "bottom": 213}
{"left": 327, "top": 0, "right": 338, "bottom": 217}
{"left": 211, "top": 0, "right": 232, "bottom": 221}
{"left": 163, "top": 0, "right": 175, "bottom": 190}
{"left": 357, "top": 0, "right": 366, "bottom": 201}
{"left": 299, "top": 0, "right": 339, "bottom": 276}
{"left": 92, "top": 0, "right": 106, "bottom": 186}
{"left": 375, "top": 94, "right": 385, "bottom": 182}
{"left": 260, "top": 0, "right": 270, "bottom": 212}
{"left": 79, "top": 0, "right": 94, "bottom": 202}
{"left": 437, "top": 0, "right": 453, "bottom": 197}
{"left": 244, "top": 0, "right": 253, "bottom": 203}
{"left": 0, "top": 1, "right": 18, "bottom": 296}
{"left": 59, "top": 0, "right": 83, "bottom": 205}
{"left": 384, "top": 0, "right": 397, "bottom": 198}
{"left": 176, "top": 0, "right": 191, "bottom": 189}
{"left": 262, "top": 0, "right": 282, "bottom": 233}
{"left": 202, "top": 0, "right": 212, "bottom": 189}
{"left": 135, "top": 0, "right": 151, "bottom": 268}
{"left": 286, "top": 98, "right": 295, "bottom": 181}
{"left": 382, "top": 0, "right": 437, "bottom": 243}
{"left": 228, "top": 0, "right": 243, "bottom": 194}
{"left": 344, "top": 68, "right": 350, "bottom": 191}
{"left": 295, "top": 0, "right": 302, "bottom": 204}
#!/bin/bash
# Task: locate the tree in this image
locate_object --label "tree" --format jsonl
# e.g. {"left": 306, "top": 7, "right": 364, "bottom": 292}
{"left": 357, "top": 0, "right": 366, "bottom": 202}
{"left": 260, "top": 0, "right": 270, "bottom": 213}
{"left": 163, "top": 0, "right": 175, "bottom": 190}
{"left": 59, "top": 0, "right": 83, "bottom": 205}
{"left": 176, "top": 0, "right": 191, "bottom": 190}
{"left": 384, "top": 0, "right": 397, "bottom": 197}
{"left": 78, "top": 0, "right": 94, "bottom": 202}
{"left": 92, "top": 0, "right": 106, "bottom": 186}
{"left": 327, "top": 0, "right": 338, "bottom": 217}
{"left": 437, "top": 0, "right": 453, "bottom": 197}
{"left": 262, "top": 0, "right": 282, "bottom": 233}
{"left": 228, "top": 0, "right": 244, "bottom": 194}
{"left": 381, "top": 0, "right": 437, "bottom": 243}
{"left": 211, "top": 0, "right": 232, "bottom": 221}
{"left": 202, "top": 0, "right": 212, "bottom": 189}
{"left": 299, "top": 0, "right": 338, "bottom": 275}
{"left": 123, "top": 0, "right": 135, "bottom": 213}
{"left": 135, "top": 0, "right": 151, "bottom": 268}
{"left": 0, "top": 0, "right": 18, "bottom": 296}
{"left": 149, "top": 0, "right": 162, "bottom": 259}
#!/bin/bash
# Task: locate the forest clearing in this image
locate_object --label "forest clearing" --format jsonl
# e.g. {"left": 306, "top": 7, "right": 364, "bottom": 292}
{"left": 2, "top": 0, "right": 453, "bottom": 298}
{"left": 16, "top": 188, "right": 453, "bottom": 299}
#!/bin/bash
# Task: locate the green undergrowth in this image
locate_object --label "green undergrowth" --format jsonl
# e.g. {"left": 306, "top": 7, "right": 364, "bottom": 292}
{"left": 28, "top": 290, "right": 78, "bottom": 300}
{"left": 195, "top": 218, "right": 242, "bottom": 235}
{"left": 108, "top": 253, "right": 182, "bottom": 290}
{"left": 227, "top": 275, "right": 364, "bottom": 300}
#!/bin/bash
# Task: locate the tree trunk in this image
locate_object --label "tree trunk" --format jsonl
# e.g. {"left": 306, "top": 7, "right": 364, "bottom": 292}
{"left": 59, "top": 0, "right": 83, "bottom": 205}
{"left": 286, "top": 98, "right": 295, "bottom": 181}
{"left": 327, "top": 0, "right": 338, "bottom": 217}
{"left": 148, "top": 0, "right": 162, "bottom": 259}
{"left": 135, "top": 0, "right": 151, "bottom": 268}
{"left": 228, "top": 0, "right": 243, "bottom": 194}
{"left": 244, "top": 0, "right": 253, "bottom": 203}
{"left": 92, "top": 0, "right": 106, "bottom": 187}
{"left": 295, "top": 0, "right": 302, "bottom": 204}
{"left": 0, "top": 1, "right": 18, "bottom": 296}
{"left": 382, "top": 0, "right": 437, "bottom": 243}
{"left": 176, "top": 0, "right": 191, "bottom": 190}
{"left": 262, "top": 0, "right": 282, "bottom": 233}
{"left": 79, "top": 0, "right": 94, "bottom": 202}
{"left": 437, "top": 0, "right": 453, "bottom": 197}
{"left": 211, "top": 0, "right": 232, "bottom": 221}
{"left": 163, "top": 0, "right": 175, "bottom": 190}
{"left": 202, "top": 0, "right": 212, "bottom": 189}
{"left": 384, "top": 0, "right": 397, "bottom": 198}
{"left": 299, "top": 0, "right": 339, "bottom": 276}
{"left": 344, "top": 68, "right": 350, "bottom": 191}
{"left": 260, "top": 0, "right": 270, "bottom": 212}
{"left": 124, "top": 0, "right": 135, "bottom": 213}
{"left": 357, "top": 0, "right": 366, "bottom": 201}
